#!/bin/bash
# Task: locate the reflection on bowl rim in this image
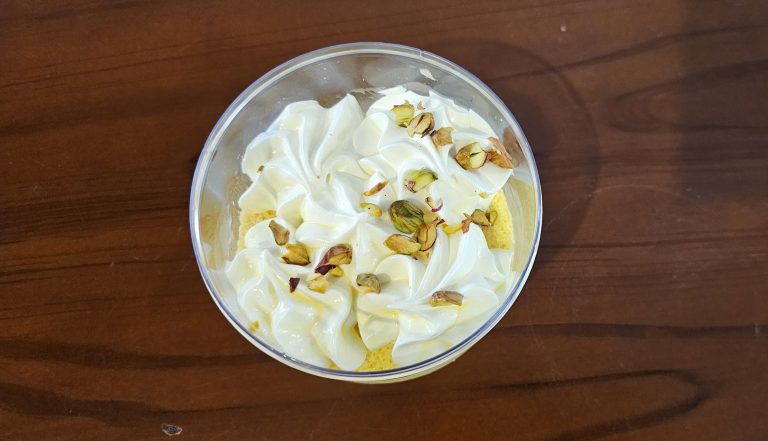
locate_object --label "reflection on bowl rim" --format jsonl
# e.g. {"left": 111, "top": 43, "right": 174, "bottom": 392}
{"left": 189, "top": 42, "right": 542, "bottom": 382}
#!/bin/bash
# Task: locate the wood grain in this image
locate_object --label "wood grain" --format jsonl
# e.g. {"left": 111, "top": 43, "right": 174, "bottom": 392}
{"left": 1, "top": 0, "right": 767, "bottom": 439}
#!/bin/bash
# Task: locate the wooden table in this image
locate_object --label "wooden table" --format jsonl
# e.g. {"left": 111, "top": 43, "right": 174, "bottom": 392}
{"left": 2, "top": 1, "right": 767, "bottom": 439}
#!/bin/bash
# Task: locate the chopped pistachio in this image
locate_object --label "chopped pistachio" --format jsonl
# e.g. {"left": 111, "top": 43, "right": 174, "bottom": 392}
{"left": 479, "top": 192, "right": 488, "bottom": 199}
{"left": 360, "top": 202, "right": 382, "bottom": 217}
{"left": 257, "top": 165, "right": 265, "bottom": 172}
{"left": 430, "top": 290, "right": 464, "bottom": 306}
{"left": 282, "top": 243, "right": 310, "bottom": 266}
{"left": 470, "top": 209, "right": 492, "bottom": 227}
{"left": 455, "top": 142, "right": 487, "bottom": 170}
{"left": 356, "top": 273, "right": 381, "bottom": 293}
{"left": 384, "top": 234, "right": 422, "bottom": 255}
{"left": 441, "top": 222, "right": 463, "bottom": 235}
{"left": 268, "top": 220, "right": 289, "bottom": 245}
{"left": 404, "top": 169, "right": 438, "bottom": 193}
{"left": 487, "top": 136, "right": 519, "bottom": 169}
{"left": 307, "top": 274, "right": 329, "bottom": 293}
{"left": 389, "top": 200, "right": 424, "bottom": 234}
{"left": 502, "top": 130, "right": 526, "bottom": 168}
{"left": 415, "top": 222, "right": 437, "bottom": 251}
{"left": 461, "top": 216, "right": 473, "bottom": 233}
{"left": 321, "top": 244, "right": 352, "bottom": 266}
{"left": 392, "top": 101, "right": 414, "bottom": 126}
{"left": 406, "top": 112, "right": 434, "bottom": 137}
{"left": 425, "top": 196, "right": 443, "bottom": 212}
{"left": 288, "top": 277, "right": 299, "bottom": 292}
{"left": 329, "top": 266, "right": 344, "bottom": 277}
{"left": 430, "top": 127, "right": 454, "bottom": 147}
{"left": 315, "top": 264, "right": 333, "bottom": 276}
{"left": 422, "top": 211, "right": 440, "bottom": 224}
{"left": 489, "top": 210, "right": 498, "bottom": 225}
{"left": 413, "top": 250, "right": 430, "bottom": 262}
{"left": 363, "top": 180, "right": 388, "bottom": 197}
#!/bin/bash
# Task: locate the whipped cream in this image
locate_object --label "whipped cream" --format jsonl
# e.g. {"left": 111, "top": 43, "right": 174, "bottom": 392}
{"left": 226, "top": 87, "right": 516, "bottom": 369}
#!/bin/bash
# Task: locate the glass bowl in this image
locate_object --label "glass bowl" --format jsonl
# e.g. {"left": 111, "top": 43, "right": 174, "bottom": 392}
{"left": 190, "top": 42, "right": 542, "bottom": 383}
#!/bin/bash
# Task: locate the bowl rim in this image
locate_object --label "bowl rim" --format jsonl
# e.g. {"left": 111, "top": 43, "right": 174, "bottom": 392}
{"left": 189, "top": 41, "right": 542, "bottom": 382}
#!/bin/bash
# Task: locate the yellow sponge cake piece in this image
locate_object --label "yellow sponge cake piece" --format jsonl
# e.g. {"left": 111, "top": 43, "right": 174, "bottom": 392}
{"left": 482, "top": 190, "right": 514, "bottom": 250}
{"left": 237, "top": 209, "right": 275, "bottom": 250}
{"left": 356, "top": 342, "right": 396, "bottom": 371}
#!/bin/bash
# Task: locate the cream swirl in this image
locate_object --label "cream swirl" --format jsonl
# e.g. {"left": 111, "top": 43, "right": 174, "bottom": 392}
{"left": 226, "top": 87, "right": 515, "bottom": 369}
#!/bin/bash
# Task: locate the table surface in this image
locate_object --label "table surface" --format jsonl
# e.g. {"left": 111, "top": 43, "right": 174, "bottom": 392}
{"left": 2, "top": 1, "right": 767, "bottom": 439}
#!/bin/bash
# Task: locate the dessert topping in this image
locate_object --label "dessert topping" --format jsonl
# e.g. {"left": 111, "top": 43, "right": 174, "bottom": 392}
{"left": 307, "top": 274, "right": 329, "bottom": 293}
{"left": 356, "top": 273, "right": 381, "bottom": 293}
{"left": 392, "top": 101, "right": 415, "bottom": 126}
{"left": 430, "top": 127, "right": 454, "bottom": 147}
{"left": 455, "top": 142, "right": 487, "bottom": 170}
{"left": 470, "top": 209, "right": 492, "bottom": 227}
{"left": 389, "top": 200, "right": 424, "bottom": 234}
{"left": 430, "top": 290, "right": 464, "bottom": 306}
{"left": 415, "top": 222, "right": 437, "bottom": 251}
{"left": 282, "top": 243, "right": 310, "bottom": 266}
{"left": 406, "top": 112, "right": 434, "bottom": 137}
{"left": 404, "top": 168, "right": 438, "bottom": 193}
{"left": 425, "top": 196, "right": 443, "bottom": 212}
{"left": 268, "top": 220, "right": 290, "bottom": 245}
{"left": 360, "top": 202, "right": 382, "bottom": 217}
{"left": 384, "top": 234, "right": 422, "bottom": 255}
{"left": 363, "top": 180, "right": 388, "bottom": 197}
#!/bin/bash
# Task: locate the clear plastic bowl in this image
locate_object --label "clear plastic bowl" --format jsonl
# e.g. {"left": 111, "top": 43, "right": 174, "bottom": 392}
{"left": 190, "top": 42, "right": 542, "bottom": 383}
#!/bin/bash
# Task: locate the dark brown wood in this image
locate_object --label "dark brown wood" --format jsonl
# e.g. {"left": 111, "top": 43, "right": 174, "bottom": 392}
{"left": 1, "top": 1, "right": 767, "bottom": 439}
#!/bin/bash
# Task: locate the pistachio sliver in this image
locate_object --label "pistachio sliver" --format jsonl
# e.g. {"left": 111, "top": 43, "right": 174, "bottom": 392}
{"left": 356, "top": 273, "right": 381, "bottom": 293}
{"left": 441, "top": 222, "right": 463, "bottom": 235}
{"left": 422, "top": 211, "right": 440, "bottom": 224}
{"left": 415, "top": 222, "right": 437, "bottom": 251}
{"left": 389, "top": 200, "right": 424, "bottom": 234}
{"left": 406, "top": 112, "right": 434, "bottom": 137}
{"left": 461, "top": 216, "right": 473, "bottom": 233}
{"left": 503, "top": 129, "right": 527, "bottom": 168}
{"left": 486, "top": 137, "right": 516, "bottom": 169}
{"left": 412, "top": 250, "right": 430, "bottom": 262}
{"left": 328, "top": 266, "right": 344, "bottom": 277}
{"left": 404, "top": 169, "right": 438, "bottom": 193}
{"left": 360, "top": 202, "right": 382, "bottom": 217}
{"left": 488, "top": 210, "right": 498, "bottom": 225}
{"left": 321, "top": 244, "right": 352, "bottom": 266}
{"left": 307, "top": 274, "right": 329, "bottom": 293}
{"left": 430, "top": 290, "right": 464, "bottom": 306}
{"left": 430, "top": 127, "right": 454, "bottom": 147}
{"left": 363, "top": 180, "right": 388, "bottom": 197}
{"left": 288, "top": 277, "right": 299, "bottom": 293}
{"left": 470, "top": 209, "right": 492, "bottom": 226}
{"left": 282, "top": 243, "right": 310, "bottom": 266}
{"left": 425, "top": 196, "right": 443, "bottom": 212}
{"left": 392, "top": 101, "right": 414, "bottom": 126}
{"left": 455, "top": 142, "right": 488, "bottom": 170}
{"left": 268, "top": 220, "right": 290, "bottom": 245}
{"left": 384, "top": 234, "right": 422, "bottom": 255}
{"left": 315, "top": 264, "right": 334, "bottom": 276}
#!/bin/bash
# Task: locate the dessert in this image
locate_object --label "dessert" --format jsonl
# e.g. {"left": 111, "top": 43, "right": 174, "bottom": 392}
{"left": 225, "top": 86, "right": 522, "bottom": 371}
